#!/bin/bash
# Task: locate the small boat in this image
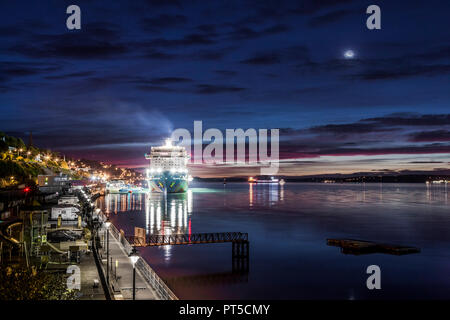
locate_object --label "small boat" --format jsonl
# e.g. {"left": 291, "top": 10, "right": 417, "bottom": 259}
{"left": 248, "top": 176, "right": 281, "bottom": 184}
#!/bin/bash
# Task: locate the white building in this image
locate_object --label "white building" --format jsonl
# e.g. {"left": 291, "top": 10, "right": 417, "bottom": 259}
{"left": 51, "top": 205, "right": 80, "bottom": 220}
{"left": 58, "top": 196, "right": 79, "bottom": 206}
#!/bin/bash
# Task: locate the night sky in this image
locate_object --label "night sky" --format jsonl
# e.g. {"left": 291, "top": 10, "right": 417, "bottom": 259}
{"left": 1, "top": 0, "right": 449, "bottom": 177}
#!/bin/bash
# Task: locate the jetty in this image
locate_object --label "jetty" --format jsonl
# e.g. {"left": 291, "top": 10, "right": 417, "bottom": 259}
{"left": 127, "top": 231, "right": 250, "bottom": 272}
{"left": 327, "top": 238, "right": 420, "bottom": 255}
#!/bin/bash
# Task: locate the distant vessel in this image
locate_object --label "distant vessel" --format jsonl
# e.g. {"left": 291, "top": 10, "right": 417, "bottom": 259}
{"left": 426, "top": 180, "right": 449, "bottom": 185}
{"left": 106, "top": 180, "right": 146, "bottom": 194}
{"left": 249, "top": 176, "right": 284, "bottom": 185}
{"left": 145, "top": 138, "right": 191, "bottom": 193}
{"left": 106, "top": 180, "right": 126, "bottom": 193}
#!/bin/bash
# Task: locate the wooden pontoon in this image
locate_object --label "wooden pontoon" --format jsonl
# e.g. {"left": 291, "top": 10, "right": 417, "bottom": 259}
{"left": 327, "top": 238, "right": 420, "bottom": 255}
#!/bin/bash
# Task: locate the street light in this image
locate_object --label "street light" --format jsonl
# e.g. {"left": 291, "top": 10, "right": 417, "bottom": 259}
{"left": 104, "top": 218, "right": 111, "bottom": 286}
{"left": 129, "top": 247, "right": 139, "bottom": 300}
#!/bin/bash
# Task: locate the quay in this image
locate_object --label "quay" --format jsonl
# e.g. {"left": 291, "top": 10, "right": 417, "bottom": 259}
{"left": 96, "top": 223, "right": 177, "bottom": 300}
{"left": 79, "top": 189, "right": 178, "bottom": 300}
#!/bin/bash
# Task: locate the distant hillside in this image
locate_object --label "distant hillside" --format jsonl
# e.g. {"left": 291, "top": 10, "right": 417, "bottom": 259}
{"left": 0, "top": 131, "right": 143, "bottom": 188}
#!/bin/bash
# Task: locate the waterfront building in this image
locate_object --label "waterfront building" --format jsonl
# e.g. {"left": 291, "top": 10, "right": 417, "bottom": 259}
{"left": 50, "top": 204, "right": 80, "bottom": 220}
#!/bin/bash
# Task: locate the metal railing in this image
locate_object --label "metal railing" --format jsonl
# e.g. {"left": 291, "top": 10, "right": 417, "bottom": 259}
{"left": 108, "top": 223, "right": 178, "bottom": 300}
{"left": 128, "top": 232, "right": 248, "bottom": 246}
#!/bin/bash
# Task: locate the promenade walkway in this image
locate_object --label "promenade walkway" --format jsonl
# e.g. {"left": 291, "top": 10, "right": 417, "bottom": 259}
{"left": 100, "top": 228, "right": 158, "bottom": 300}
{"left": 79, "top": 251, "right": 106, "bottom": 300}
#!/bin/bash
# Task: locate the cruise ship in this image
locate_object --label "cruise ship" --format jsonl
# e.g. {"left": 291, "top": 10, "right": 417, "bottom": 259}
{"left": 145, "top": 139, "right": 191, "bottom": 193}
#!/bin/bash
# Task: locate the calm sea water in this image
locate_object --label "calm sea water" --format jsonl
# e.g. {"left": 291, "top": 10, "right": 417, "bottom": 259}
{"left": 97, "top": 182, "right": 450, "bottom": 299}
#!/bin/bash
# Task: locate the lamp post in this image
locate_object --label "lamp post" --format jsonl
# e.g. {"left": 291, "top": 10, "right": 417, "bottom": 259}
{"left": 129, "top": 247, "right": 139, "bottom": 300}
{"left": 104, "top": 218, "right": 111, "bottom": 286}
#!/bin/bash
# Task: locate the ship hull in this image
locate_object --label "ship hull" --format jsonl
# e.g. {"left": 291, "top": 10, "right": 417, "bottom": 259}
{"left": 148, "top": 172, "right": 188, "bottom": 193}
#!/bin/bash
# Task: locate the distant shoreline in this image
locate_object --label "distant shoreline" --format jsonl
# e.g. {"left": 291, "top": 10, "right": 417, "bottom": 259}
{"left": 194, "top": 175, "right": 449, "bottom": 184}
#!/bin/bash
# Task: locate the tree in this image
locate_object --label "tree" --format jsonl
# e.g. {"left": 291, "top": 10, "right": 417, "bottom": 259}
{"left": 0, "top": 266, "right": 77, "bottom": 300}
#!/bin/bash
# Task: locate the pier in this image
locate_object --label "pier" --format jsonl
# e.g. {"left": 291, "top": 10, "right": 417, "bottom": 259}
{"left": 128, "top": 231, "right": 248, "bottom": 246}
{"left": 127, "top": 231, "right": 250, "bottom": 273}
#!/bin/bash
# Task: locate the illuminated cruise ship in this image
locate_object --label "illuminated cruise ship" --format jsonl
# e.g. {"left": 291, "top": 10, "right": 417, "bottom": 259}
{"left": 145, "top": 138, "right": 191, "bottom": 193}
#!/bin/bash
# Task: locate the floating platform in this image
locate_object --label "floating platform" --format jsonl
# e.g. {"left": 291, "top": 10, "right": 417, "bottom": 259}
{"left": 327, "top": 238, "right": 420, "bottom": 255}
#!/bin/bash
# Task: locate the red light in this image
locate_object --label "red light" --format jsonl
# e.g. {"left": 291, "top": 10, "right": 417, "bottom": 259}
{"left": 24, "top": 187, "right": 30, "bottom": 193}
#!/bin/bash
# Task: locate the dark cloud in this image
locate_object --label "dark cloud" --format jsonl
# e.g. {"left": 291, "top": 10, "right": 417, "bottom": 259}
{"left": 240, "top": 53, "right": 281, "bottom": 65}
{"left": 145, "top": 77, "right": 193, "bottom": 85}
{"left": 10, "top": 27, "right": 128, "bottom": 59}
{"left": 276, "top": 113, "right": 450, "bottom": 160}
{"left": 12, "top": 41, "right": 128, "bottom": 60}
{"left": 45, "top": 71, "right": 95, "bottom": 80}
{"left": 0, "top": 26, "right": 23, "bottom": 37}
{"left": 308, "top": 9, "right": 358, "bottom": 27}
{"left": 195, "top": 84, "right": 246, "bottom": 94}
{"left": 349, "top": 64, "right": 450, "bottom": 81}
{"left": 290, "top": 0, "right": 358, "bottom": 15}
{"left": 144, "top": 33, "right": 216, "bottom": 48}
{"left": 408, "top": 161, "right": 444, "bottom": 164}
{"left": 6, "top": 22, "right": 127, "bottom": 60}
{"left": 81, "top": 23, "right": 122, "bottom": 40}
{"left": 226, "top": 24, "right": 290, "bottom": 41}
{"left": 136, "top": 85, "right": 176, "bottom": 92}
{"left": 0, "top": 85, "right": 15, "bottom": 93}
{"left": 143, "top": 49, "right": 178, "bottom": 60}
{"left": 241, "top": 45, "right": 309, "bottom": 66}
{"left": 304, "top": 113, "right": 450, "bottom": 136}
{"left": 141, "top": 14, "right": 188, "bottom": 32}
{"left": 143, "top": 0, "right": 181, "bottom": 7}
{"left": 310, "top": 123, "right": 394, "bottom": 134}
{"left": 214, "top": 70, "right": 238, "bottom": 76}
{"left": 280, "top": 141, "right": 450, "bottom": 158}
{"left": 196, "top": 24, "right": 217, "bottom": 33}
{"left": 191, "top": 49, "right": 227, "bottom": 61}
{"left": 409, "top": 130, "right": 450, "bottom": 142}
{"left": 0, "top": 61, "right": 61, "bottom": 80}
{"left": 366, "top": 114, "right": 450, "bottom": 127}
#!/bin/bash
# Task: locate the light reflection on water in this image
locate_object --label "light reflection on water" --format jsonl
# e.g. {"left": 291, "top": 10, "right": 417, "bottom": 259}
{"left": 97, "top": 182, "right": 450, "bottom": 299}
